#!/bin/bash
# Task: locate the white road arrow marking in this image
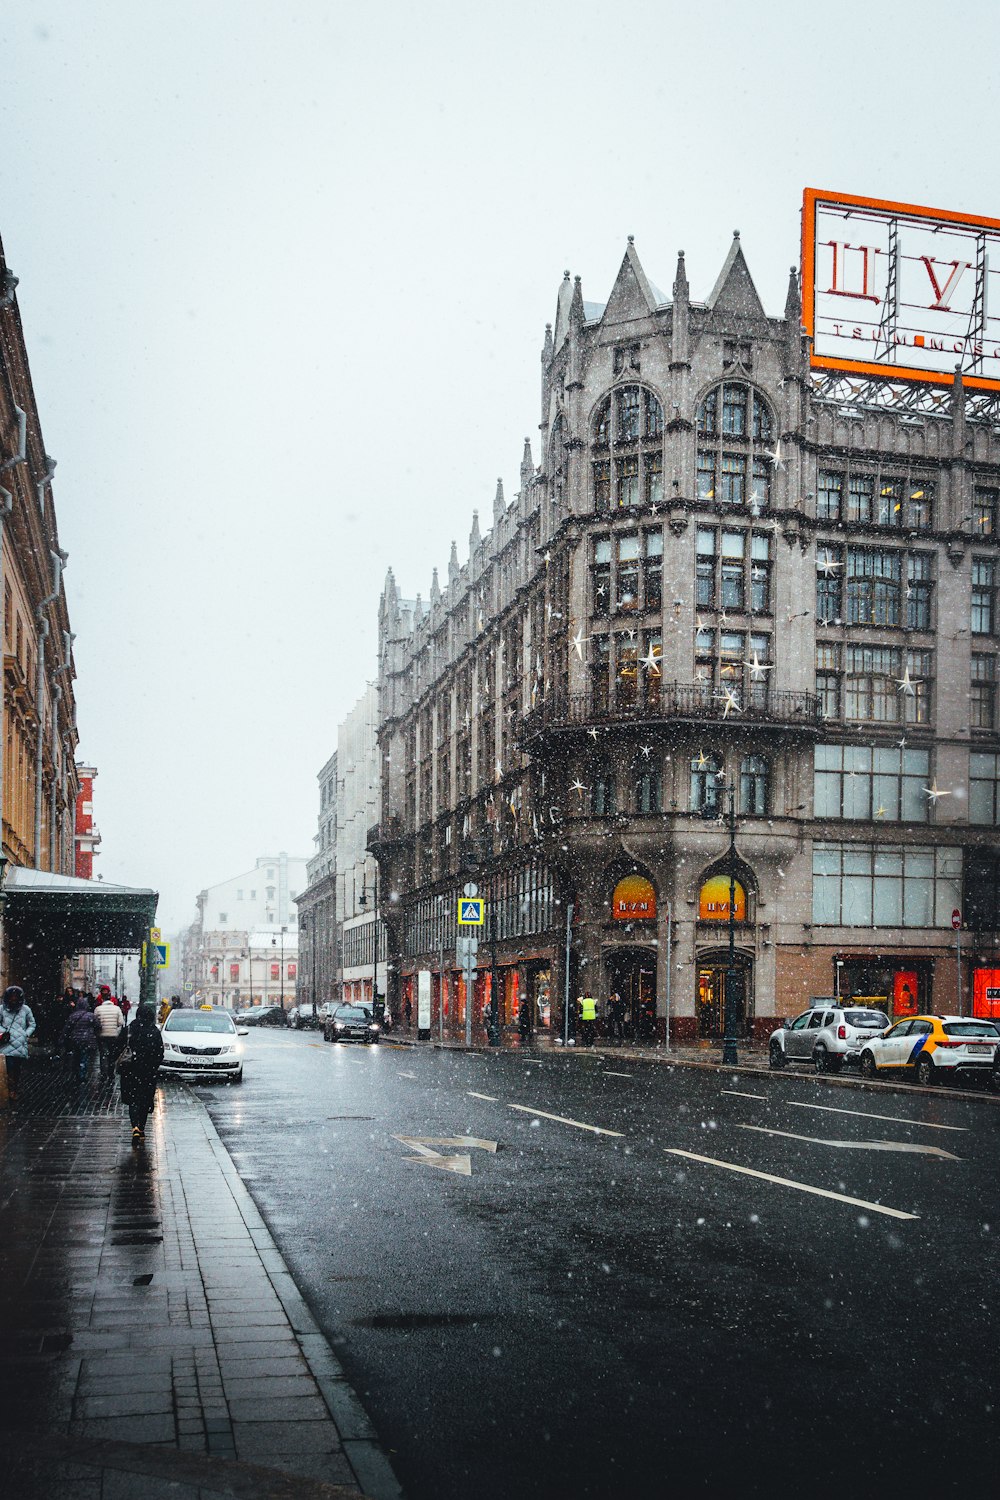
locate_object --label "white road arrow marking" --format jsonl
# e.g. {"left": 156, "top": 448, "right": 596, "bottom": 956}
{"left": 737, "top": 1123, "right": 961, "bottom": 1161}
{"left": 397, "top": 1071, "right": 417, "bottom": 1079}
{"left": 467, "top": 1090, "right": 498, "bottom": 1102}
{"left": 392, "top": 1135, "right": 498, "bottom": 1176}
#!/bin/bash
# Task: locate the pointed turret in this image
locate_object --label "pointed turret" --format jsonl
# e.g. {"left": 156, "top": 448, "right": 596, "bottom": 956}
{"left": 707, "top": 231, "right": 767, "bottom": 322}
{"left": 672, "top": 248, "right": 689, "bottom": 303}
{"left": 784, "top": 265, "right": 800, "bottom": 322}
{"left": 448, "top": 539, "right": 459, "bottom": 585}
{"left": 521, "top": 437, "right": 533, "bottom": 487}
{"left": 671, "top": 249, "right": 690, "bottom": 369}
{"left": 493, "top": 477, "right": 505, "bottom": 523}
{"left": 413, "top": 593, "right": 424, "bottom": 628}
{"left": 542, "top": 322, "right": 553, "bottom": 365}
{"left": 603, "top": 236, "right": 660, "bottom": 325}
{"left": 784, "top": 265, "right": 803, "bottom": 371}
{"left": 469, "top": 509, "right": 481, "bottom": 552}
{"left": 552, "top": 270, "right": 574, "bottom": 350}
{"left": 430, "top": 566, "right": 441, "bottom": 607}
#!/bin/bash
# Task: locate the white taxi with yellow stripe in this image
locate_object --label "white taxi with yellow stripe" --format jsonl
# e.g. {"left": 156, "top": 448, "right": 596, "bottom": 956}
{"left": 858, "top": 1014, "right": 999, "bottom": 1087}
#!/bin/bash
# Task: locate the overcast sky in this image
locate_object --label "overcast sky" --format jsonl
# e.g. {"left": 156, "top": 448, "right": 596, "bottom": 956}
{"left": 0, "top": 0, "right": 996, "bottom": 933}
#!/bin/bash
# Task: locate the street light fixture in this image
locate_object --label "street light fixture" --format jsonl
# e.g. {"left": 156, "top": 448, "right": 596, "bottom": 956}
{"left": 710, "top": 772, "right": 741, "bottom": 1067}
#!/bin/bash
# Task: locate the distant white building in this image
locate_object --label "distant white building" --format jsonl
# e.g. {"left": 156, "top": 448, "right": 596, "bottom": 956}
{"left": 337, "top": 685, "right": 384, "bottom": 1007}
{"left": 200, "top": 852, "right": 307, "bottom": 933}
{"left": 181, "top": 852, "right": 309, "bottom": 1010}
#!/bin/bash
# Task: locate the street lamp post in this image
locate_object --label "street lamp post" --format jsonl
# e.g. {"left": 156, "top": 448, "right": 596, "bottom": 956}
{"left": 279, "top": 924, "right": 287, "bottom": 1011}
{"left": 719, "top": 776, "right": 740, "bottom": 1067}
{"left": 479, "top": 831, "right": 500, "bottom": 1046}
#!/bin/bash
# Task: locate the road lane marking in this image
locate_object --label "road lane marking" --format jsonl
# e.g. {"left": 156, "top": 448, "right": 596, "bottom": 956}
{"left": 737, "top": 1123, "right": 961, "bottom": 1161}
{"left": 787, "top": 1101, "right": 966, "bottom": 1133}
{"left": 467, "top": 1090, "right": 498, "bottom": 1102}
{"left": 664, "top": 1148, "right": 920, "bottom": 1220}
{"left": 397, "top": 1071, "right": 417, "bottom": 1079}
{"left": 392, "top": 1135, "right": 497, "bottom": 1176}
{"left": 722, "top": 1090, "right": 766, "bottom": 1101}
{"left": 507, "top": 1104, "right": 623, "bottom": 1137}
{"left": 604, "top": 1071, "right": 633, "bottom": 1079}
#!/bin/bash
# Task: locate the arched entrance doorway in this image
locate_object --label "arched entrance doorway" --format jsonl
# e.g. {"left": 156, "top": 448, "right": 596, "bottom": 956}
{"left": 605, "top": 947, "right": 657, "bottom": 1039}
{"left": 696, "top": 950, "right": 753, "bottom": 1038}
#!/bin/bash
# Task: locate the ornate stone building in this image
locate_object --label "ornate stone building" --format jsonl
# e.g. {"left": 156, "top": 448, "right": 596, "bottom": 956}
{"left": 372, "top": 232, "right": 1000, "bottom": 1041}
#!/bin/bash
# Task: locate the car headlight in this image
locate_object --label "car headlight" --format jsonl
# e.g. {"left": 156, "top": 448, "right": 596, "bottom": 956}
{"left": 370, "top": 1023, "right": 380, "bottom": 1031}
{"left": 164, "top": 1043, "right": 180, "bottom": 1054}
{"left": 334, "top": 1022, "right": 345, "bottom": 1030}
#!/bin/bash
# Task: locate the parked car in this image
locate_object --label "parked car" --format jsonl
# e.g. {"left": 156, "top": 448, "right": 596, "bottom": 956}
{"left": 859, "top": 1014, "right": 1000, "bottom": 1086}
{"left": 234, "top": 1005, "right": 289, "bottom": 1028}
{"left": 323, "top": 1003, "right": 381, "bottom": 1044}
{"left": 769, "top": 1004, "right": 890, "bottom": 1072}
{"left": 317, "top": 1002, "right": 339, "bottom": 1025}
{"left": 288, "top": 1005, "right": 321, "bottom": 1030}
{"left": 159, "top": 1007, "right": 247, "bottom": 1083}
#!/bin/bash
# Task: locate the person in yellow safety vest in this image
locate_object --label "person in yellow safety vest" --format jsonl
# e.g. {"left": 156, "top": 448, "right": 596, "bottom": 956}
{"left": 157, "top": 997, "right": 173, "bottom": 1026}
{"left": 578, "top": 994, "right": 597, "bottom": 1047}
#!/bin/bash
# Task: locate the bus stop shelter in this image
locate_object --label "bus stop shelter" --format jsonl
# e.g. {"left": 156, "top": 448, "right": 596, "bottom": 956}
{"left": 3, "top": 867, "right": 159, "bottom": 1007}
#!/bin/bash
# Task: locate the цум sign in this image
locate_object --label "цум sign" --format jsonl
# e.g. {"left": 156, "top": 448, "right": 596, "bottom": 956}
{"left": 802, "top": 188, "right": 1000, "bottom": 392}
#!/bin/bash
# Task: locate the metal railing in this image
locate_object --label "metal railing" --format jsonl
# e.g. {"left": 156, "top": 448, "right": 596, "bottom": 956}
{"left": 517, "top": 683, "right": 822, "bottom": 741}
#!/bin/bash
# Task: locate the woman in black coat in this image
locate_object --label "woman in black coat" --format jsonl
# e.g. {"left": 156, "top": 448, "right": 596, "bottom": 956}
{"left": 119, "top": 1004, "right": 164, "bottom": 1144}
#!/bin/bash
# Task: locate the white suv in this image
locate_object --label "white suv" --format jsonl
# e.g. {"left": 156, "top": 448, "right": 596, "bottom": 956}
{"left": 769, "top": 1003, "right": 890, "bottom": 1073}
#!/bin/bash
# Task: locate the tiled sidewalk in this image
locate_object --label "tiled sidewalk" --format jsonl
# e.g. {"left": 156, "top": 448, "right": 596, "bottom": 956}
{"left": 0, "top": 1062, "right": 400, "bottom": 1500}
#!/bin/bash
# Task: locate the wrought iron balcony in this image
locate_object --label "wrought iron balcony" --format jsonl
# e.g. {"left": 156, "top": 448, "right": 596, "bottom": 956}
{"left": 516, "top": 683, "right": 822, "bottom": 746}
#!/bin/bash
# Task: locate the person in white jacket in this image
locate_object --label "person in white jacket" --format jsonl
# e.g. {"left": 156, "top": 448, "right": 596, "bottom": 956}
{"left": 93, "top": 988, "right": 124, "bottom": 1080}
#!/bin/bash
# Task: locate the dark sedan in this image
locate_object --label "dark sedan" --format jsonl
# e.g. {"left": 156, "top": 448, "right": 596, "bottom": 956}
{"left": 234, "top": 1005, "right": 289, "bottom": 1028}
{"left": 323, "top": 1004, "right": 380, "bottom": 1044}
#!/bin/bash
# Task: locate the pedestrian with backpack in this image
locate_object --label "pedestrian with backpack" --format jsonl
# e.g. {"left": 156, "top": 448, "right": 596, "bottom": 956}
{"left": 118, "top": 1005, "right": 164, "bottom": 1145}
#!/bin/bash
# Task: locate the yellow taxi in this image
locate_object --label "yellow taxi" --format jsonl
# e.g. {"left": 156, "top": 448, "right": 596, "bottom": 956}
{"left": 858, "top": 1014, "right": 999, "bottom": 1087}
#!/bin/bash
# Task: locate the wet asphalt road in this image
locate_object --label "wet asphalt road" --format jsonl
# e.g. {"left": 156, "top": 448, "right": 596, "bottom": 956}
{"left": 192, "top": 1033, "right": 1000, "bottom": 1499}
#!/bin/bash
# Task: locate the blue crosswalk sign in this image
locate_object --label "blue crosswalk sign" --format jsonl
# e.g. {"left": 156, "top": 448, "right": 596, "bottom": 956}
{"left": 458, "top": 898, "right": 485, "bottom": 926}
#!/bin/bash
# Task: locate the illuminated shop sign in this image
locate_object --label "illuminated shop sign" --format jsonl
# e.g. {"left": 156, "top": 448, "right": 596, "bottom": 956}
{"left": 698, "top": 875, "right": 746, "bottom": 922}
{"left": 802, "top": 188, "right": 1000, "bottom": 392}
{"left": 612, "top": 874, "right": 657, "bottom": 921}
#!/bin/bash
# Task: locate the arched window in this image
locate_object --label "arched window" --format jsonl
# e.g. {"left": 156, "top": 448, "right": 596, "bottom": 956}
{"left": 740, "top": 755, "right": 770, "bottom": 815}
{"left": 696, "top": 382, "right": 774, "bottom": 513}
{"left": 592, "top": 385, "right": 664, "bottom": 513}
{"left": 593, "top": 765, "right": 616, "bottom": 817}
{"left": 690, "top": 753, "right": 723, "bottom": 815}
{"left": 635, "top": 766, "right": 661, "bottom": 814}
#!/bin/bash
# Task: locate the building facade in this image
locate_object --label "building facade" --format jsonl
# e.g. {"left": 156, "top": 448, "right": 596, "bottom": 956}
{"left": 296, "top": 754, "right": 338, "bottom": 1013}
{"left": 180, "top": 852, "right": 307, "bottom": 1010}
{"left": 296, "top": 689, "right": 386, "bottom": 1012}
{"left": 74, "top": 763, "right": 100, "bottom": 878}
{"left": 372, "top": 233, "right": 1000, "bottom": 1040}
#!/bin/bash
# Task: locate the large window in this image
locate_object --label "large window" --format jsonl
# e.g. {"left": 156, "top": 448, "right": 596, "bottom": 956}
{"left": 971, "top": 654, "right": 996, "bottom": 731}
{"left": 691, "top": 753, "right": 723, "bottom": 815}
{"left": 591, "top": 530, "right": 663, "bottom": 616}
{"left": 970, "top": 752, "right": 1000, "bottom": 825}
{"left": 815, "top": 466, "right": 934, "bottom": 529}
{"left": 696, "top": 528, "right": 772, "bottom": 615}
{"left": 814, "top": 745, "right": 930, "bottom": 822}
{"left": 740, "top": 755, "right": 769, "bottom": 815}
{"left": 813, "top": 843, "right": 962, "bottom": 927}
{"left": 973, "top": 485, "right": 999, "bottom": 537}
{"left": 843, "top": 645, "right": 931, "bottom": 725}
{"left": 972, "top": 558, "right": 995, "bottom": 636}
{"left": 695, "top": 628, "right": 772, "bottom": 704}
{"left": 592, "top": 385, "right": 665, "bottom": 513}
{"left": 816, "top": 546, "right": 933, "bottom": 630}
{"left": 696, "top": 382, "right": 773, "bottom": 513}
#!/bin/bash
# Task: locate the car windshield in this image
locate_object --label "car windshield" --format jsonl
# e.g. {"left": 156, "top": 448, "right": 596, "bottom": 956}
{"left": 164, "top": 1011, "right": 236, "bottom": 1034}
{"left": 942, "top": 1021, "right": 1000, "bottom": 1037}
{"left": 336, "top": 1007, "right": 371, "bottom": 1022}
{"left": 844, "top": 1010, "right": 889, "bottom": 1028}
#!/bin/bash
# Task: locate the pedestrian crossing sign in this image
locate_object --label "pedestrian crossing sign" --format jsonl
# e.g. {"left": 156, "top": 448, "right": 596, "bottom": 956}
{"left": 458, "top": 898, "right": 484, "bottom": 926}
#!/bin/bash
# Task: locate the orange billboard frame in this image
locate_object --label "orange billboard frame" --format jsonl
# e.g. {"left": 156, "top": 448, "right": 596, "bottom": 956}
{"left": 801, "top": 187, "right": 1000, "bottom": 394}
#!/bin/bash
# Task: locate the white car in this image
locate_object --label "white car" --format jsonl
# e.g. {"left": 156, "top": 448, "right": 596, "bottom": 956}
{"left": 159, "top": 1008, "right": 247, "bottom": 1083}
{"left": 858, "top": 1014, "right": 1000, "bottom": 1086}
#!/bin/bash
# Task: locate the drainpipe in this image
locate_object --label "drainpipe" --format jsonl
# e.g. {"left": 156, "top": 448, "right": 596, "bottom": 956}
{"left": 35, "top": 454, "right": 56, "bottom": 514}
{"left": 0, "top": 405, "right": 25, "bottom": 900}
{"left": 50, "top": 632, "right": 75, "bottom": 872}
{"left": 33, "top": 549, "right": 67, "bottom": 865}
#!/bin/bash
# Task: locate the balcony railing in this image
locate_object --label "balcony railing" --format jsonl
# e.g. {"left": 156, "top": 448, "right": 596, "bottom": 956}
{"left": 516, "top": 684, "right": 822, "bottom": 743}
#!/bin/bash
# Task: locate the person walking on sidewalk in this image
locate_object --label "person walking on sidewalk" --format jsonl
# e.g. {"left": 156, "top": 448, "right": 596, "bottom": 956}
{"left": 94, "top": 989, "right": 124, "bottom": 1080}
{"left": 118, "top": 1004, "right": 164, "bottom": 1145}
{"left": 0, "top": 985, "right": 36, "bottom": 1102}
{"left": 61, "top": 999, "right": 100, "bottom": 1084}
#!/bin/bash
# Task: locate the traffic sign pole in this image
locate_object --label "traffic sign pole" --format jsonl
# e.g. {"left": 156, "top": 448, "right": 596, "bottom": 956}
{"left": 953, "top": 908, "right": 963, "bottom": 1016}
